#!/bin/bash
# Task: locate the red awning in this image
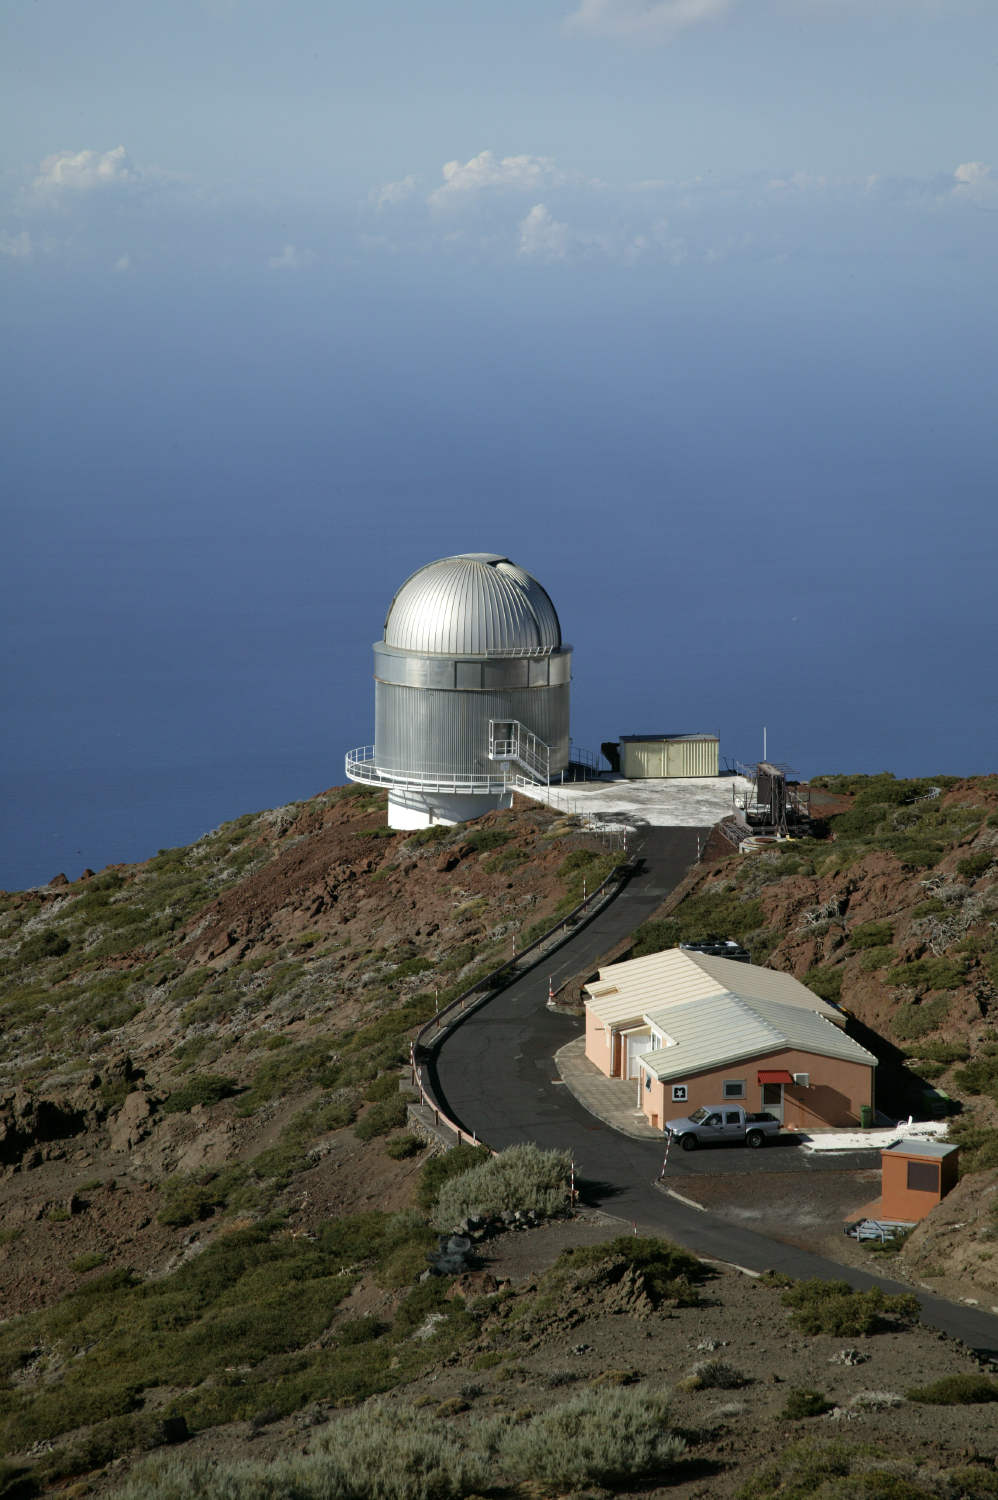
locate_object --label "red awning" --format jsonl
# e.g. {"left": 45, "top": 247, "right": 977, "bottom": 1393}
{"left": 758, "top": 1070, "right": 795, "bottom": 1085}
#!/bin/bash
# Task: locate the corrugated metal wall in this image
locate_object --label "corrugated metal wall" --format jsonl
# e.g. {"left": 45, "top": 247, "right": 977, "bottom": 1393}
{"left": 621, "top": 738, "right": 719, "bottom": 778}
{"left": 375, "top": 681, "right": 570, "bottom": 776}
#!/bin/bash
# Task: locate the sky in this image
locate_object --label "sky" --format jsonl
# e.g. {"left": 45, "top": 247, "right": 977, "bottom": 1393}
{"left": 2, "top": 0, "right": 996, "bottom": 890}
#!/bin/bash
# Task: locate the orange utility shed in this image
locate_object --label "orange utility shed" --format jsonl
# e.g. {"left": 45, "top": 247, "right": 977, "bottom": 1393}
{"left": 880, "top": 1139, "right": 958, "bottom": 1221}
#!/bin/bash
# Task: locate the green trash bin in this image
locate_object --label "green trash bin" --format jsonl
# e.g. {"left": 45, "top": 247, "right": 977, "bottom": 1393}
{"left": 860, "top": 1105, "right": 873, "bottom": 1129}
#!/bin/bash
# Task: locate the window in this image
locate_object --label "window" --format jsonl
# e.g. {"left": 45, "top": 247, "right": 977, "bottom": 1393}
{"left": 907, "top": 1161, "right": 940, "bottom": 1193}
{"left": 645, "top": 1074, "right": 651, "bottom": 1091}
{"left": 672, "top": 1084, "right": 688, "bottom": 1103}
{"left": 723, "top": 1080, "right": 745, "bottom": 1099}
{"left": 706, "top": 1113, "right": 722, "bottom": 1127}
{"left": 725, "top": 1111, "right": 742, "bottom": 1125}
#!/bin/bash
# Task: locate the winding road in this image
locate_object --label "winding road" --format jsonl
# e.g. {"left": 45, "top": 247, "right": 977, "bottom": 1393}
{"left": 423, "top": 825, "right": 998, "bottom": 1355}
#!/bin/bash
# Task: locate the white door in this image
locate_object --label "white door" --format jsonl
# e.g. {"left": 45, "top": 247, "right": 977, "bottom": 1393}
{"left": 761, "top": 1083, "right": 784, "bottom": 1123}
{"left": 627, "top": 1034, "right": 647, "bottom": 1080}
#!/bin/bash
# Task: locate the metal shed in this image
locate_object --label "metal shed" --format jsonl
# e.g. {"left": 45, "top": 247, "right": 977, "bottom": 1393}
{"left": 619, "top": 734, "right": 719, "bottom": 779}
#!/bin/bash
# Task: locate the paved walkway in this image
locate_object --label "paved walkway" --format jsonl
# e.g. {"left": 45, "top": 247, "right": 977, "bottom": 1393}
{"left": 555, "top": 1036, "right": 662, "bottom": 1141}
{"left": 521, "top": 773, "right": 753, "bottom": 828}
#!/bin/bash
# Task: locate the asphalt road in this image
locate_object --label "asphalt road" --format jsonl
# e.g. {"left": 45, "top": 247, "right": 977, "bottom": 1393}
{"left": 423, "top": 824, "right": 998, "bottom": 1357}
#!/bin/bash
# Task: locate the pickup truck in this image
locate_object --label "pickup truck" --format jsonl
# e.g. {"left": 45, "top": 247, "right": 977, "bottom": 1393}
{"left": 665, "top": 1105, "right": 781, "bottom": 1151}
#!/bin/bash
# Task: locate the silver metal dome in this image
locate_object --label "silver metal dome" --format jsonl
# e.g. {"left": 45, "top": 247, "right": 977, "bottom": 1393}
{"left": 384, "top": 553, "right": 561, "bottom": 657}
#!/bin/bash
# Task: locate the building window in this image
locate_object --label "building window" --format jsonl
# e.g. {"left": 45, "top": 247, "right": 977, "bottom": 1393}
{"left": 645, "top": 1074, "right": 651, "bottom": 1091}
{"left": 672, "top": 1084, "right": 688, "bottom": 1103}
{"left": 722, "top": 1080, "right": 745, "bottom": 1099}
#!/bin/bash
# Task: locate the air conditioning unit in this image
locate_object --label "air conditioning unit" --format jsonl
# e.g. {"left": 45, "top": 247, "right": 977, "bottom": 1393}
{"left": 793, "top": 1072, "right": 810, "bottom": 1088}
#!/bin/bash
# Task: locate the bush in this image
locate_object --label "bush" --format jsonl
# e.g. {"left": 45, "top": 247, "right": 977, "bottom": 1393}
{"left": 958, "top": 852, "right": 994, "bottom": 879}
{"left": 432, "top": 1144, "right": 571, "bottom": 1230}
{"left": 335, "top": 1315, "right": 386, "bottom": 1345}
{"left": 125, "top": 1400, "right": 488, "bottom": 1500}
{"left": 156, "top": 1173, "right": 222, "bottom": 1227}
{"left": 18, "top": 928, "right": 72, "bottom": 963}
{"left": 70, "top": 1252, "right": 107, "bottom": 1274}
{"left": 555, "top": 1235, "right": 703, "bottom": 1306}
{"left": 680, "top": 1358, "right": 745, "bottom": 1390}
{"left": 463, "top": 829, "right": 510, "bottom": 853}
{"left": 906, "top": 1374, "right": 998, "bottom": 1405}
{"left": 890, "top": 957, "right": 966, "bottom": 992}
{"left": 946, "top": 1121, "right": 998, "bottom": 1173}
{"left": 494, "top": 1385, "right": 685, "bottom": 1487}
{"left": 633, "top": 892, "right": 764, "bottom": 953}
{"left": 803, "top": 967, "right": 843, "bottom": 1003}
{"left": 850, "top": 922, "right": 894, "bottom": 949}
{"left": 482, "top": 849, "right": 530, "bottom": 875}
{"left": 384, "top": 1134, "right": 423, "bottom": 1161}
{"left": 782, "top": 1389, "right": 833, "bottom": 1419}
{"left": 904, "top": 1040, "right": 968, "bottom": 1064}
{"left": 952, "top": 1056, "right": 998, "bottom": 1096}
{"left": 364, "top": 1072, "right": 401, "bottom": 1102}
{"left": 354, "top": 1096, "right": 409, "bottom": 1141}
{"left": 780, "top": 1279, "right": 920, "bottom": 1336}
{"left": 891, "top": 996, "right": 951, "bottom": 1041}
{"left": 630, "top": 918, "right": 681, "bottom": 959}
{"left": 912, "top": 898, "right": 947, "bottom": 918}
{"left": 161, "top": 1074, "right": 238, "bottom": 1114}
{"left": 416, "top": 1144, "right": 493, "bottom": 1209}
{"left": 861, "top": 946, "right": 895, "bottom": 972}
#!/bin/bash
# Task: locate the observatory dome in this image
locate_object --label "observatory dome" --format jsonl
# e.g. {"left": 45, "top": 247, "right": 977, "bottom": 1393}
{"left": 384, "top": 553, "right": 561, "bottom": 657}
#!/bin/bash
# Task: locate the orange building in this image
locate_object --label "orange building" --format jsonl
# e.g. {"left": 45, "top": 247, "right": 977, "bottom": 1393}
{"left": 878, "top": 1139, "right": 959, "bottom": 1221}
{"left": 583, "top": 947, "right": 876, "bottom": 1130}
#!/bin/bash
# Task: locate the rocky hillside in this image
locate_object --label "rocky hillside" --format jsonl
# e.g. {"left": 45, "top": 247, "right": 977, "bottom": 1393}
{"left": 0, "top": 786, "right": 619, "bottom": 1318}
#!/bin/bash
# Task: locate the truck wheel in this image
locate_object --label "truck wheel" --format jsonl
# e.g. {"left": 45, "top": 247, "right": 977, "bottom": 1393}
{"left": 746, "top": 1130, "right": 764, "bottom": 1149}
{"left": 680, "top": 1134, "right": 697, "bottom": 1152}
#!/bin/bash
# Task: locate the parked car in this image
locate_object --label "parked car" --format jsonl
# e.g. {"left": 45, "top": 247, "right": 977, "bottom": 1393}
{"left": 665, "top": 1104, "right": 781, "bottom": 1150}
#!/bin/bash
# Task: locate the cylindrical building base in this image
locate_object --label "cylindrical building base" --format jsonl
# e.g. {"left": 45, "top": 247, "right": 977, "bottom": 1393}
{"left": 387, "top": 789, "right": 513, "bottom": 830}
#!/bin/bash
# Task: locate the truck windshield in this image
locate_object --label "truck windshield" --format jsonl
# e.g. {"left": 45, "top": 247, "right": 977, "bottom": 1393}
{"left": 687, "top": 1107, "right": 709, "bottom": 1124}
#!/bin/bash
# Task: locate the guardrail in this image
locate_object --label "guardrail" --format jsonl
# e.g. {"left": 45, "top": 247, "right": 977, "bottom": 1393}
{"left": 345, "top": 747, "right": 514, "bottom": 795}
{"left": 409, "top": 854, "right": 636, "bottom": 1148}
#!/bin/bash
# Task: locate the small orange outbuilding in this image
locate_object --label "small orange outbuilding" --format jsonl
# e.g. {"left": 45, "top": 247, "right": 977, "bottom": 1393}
{"left": 879, "top": 1139, "right": 959, "bottom": 1221}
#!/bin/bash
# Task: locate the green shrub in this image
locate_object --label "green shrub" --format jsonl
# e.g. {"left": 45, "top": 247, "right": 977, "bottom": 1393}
{"left": 406, "top": 825, "right": 451, "bottom": 847}
{"left": 946, "top": 1121, "right": 998, "bottom": 1173}
{"left": 432, "top": 1144, "right": 570, "bottom": 1230}
{"left": 630, "top": 918, "right": 681, "bottom": 959}
{"left": 354, "top": 1096, "right": 409, "bottom": 1141}
{"left": 520, "top": 915, "right": 560, "bottom": 947}
{"left": 782, "top": 1389, "right": 833, "bottom": 1419}
{"left": 125, "top": 1400, "right": 488, "bottom": 1500}
{"left": 890, "top": 957, "right": 966, "bottom": 992}
{"left": 906, "top": 1060, "right": 945, "bottom": 1081}
{"left": 780, "top": 1279, "right": 919, "bottom": 1336}
{"left": 161, "top": 1074, "right": 238, "bottom": 1114}
{"left": 952, "top": 1470, "right": 998, "bottom": 1499}
{"left": 952, "top": 1056, "right": 998, "bottom": 1096}
{"left": 393, "top": 1277, "right": 464, "bottom": 1336}
{"left": 335, "top": 1314, "right": 385, "bottom": 1345}
{"left": 494, "top": 1385, "right": 685, "bottom": 1487}
{"left": 463, "top": 829, "right": 510, "bottom": 853}
{"left": 891, "top": 995, "right": 951, "bottom": 1041}
{"left": 483, "top": 849, "right": 530, "bottom": 874}
{"left": 416, "top": 1144, "right": 493, "bottom": 1209}
{"left": 912, "top": 898, "right": 947, "bottom": 918}
{"left": 850, "top": 922, "right": 894, "bottom": 949}
{"left": 904, "top": 1039, "right": 968, "bottom": 1063}
{"left": 70, "top": 1253, "right": 107, "bottom": 1274}
{"left": 830, "top": 804, "right": 890, "bottom": 838}
{"left": 958, "top": 852, "right": 994, "bottom": 879}
{"left": 803, "top": 967, "right": 843, "bottom": 1003}
{"left": 364, "top": 1072, "right": 402, "bottom": 1102}
{"left": 555, "top": 1235, "right": 703, "bottom": 1306}
{"left": 906, "top": 1374, "right": 998, "bottom": 1405}
{"left": 384, "top": 1134, "right": 423, "bottom": 1161}
{"left": 861, "top": 946, "right": 895, "bottom": 972}
{"left": 18, "top": 928, "right": 72, "bottom": 963}
{"left": 156, "top": 1173, "right": 222, "bottom": 1226}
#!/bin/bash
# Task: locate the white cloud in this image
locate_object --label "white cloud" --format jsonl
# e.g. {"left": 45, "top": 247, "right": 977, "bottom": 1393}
{"left": 951, "top": 161, "right": 996, "bottom": 203}
{"left": 564, "top": 0, "right": 733, "bottom": 42}
{"left": 517, "top": 204, "right": 574, "bottom": 259}
{"left": 0, "top": 229, "right": 33, "bottom": 259}
{"left": 372, "top": 174, "right": 419, "bottom": 209}
{"left": 267, "top": 244, "right": 315, "bottom": 270}
{"left": 430, "top": 151, "right": 562, "bottom": 206}
{"left": 32, "top": 145, "right": 137, "bottom": 196}
{"left": 113, "top": 254, "right": 131, "bottom": 272}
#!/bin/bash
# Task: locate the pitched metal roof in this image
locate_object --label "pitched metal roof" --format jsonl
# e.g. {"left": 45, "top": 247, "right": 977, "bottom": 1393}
{"left": 383, "top": 554, "right": 562, "bottom": 657}
{"left": 637, "top": 991, "right": 877, "bottom": 1082}
{"left": 584, "top": 947, "right": 844, "bottom": 1029}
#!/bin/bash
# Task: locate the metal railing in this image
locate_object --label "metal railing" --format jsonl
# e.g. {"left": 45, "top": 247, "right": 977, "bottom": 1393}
{"left": 345, "top": 746, "right": 514, "bottom": 795}
{"left": 488, "top": 720, "right": 551, "bottom": 786}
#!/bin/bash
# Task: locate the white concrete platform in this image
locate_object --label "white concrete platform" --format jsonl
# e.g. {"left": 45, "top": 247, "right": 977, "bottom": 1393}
{"left": 797, "top": 1122, "right": 950, "bottom": 1153}
{"left": 520, "top": 774, "right": 753, "bottom": 829}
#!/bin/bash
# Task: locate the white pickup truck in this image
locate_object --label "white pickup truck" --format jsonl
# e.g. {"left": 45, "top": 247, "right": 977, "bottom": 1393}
{"left": 665, "top": 1105, "right": 782, "bottom": 1151}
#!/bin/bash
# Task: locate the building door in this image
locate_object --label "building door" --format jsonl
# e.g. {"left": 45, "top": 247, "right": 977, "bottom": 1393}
{"left": 761, "top": 1082, "right": 784, "bottom": 1123}
{"left": 626, "top": 1034, "right": 647, "bottom": 1080}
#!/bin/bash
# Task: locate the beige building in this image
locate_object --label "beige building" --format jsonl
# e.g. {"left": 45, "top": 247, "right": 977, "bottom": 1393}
{"left": 619, "top": 735, "right": 719, "bottom": 779}
{"left": 583, "top": 948, "right": 875, "bottom": 1130}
